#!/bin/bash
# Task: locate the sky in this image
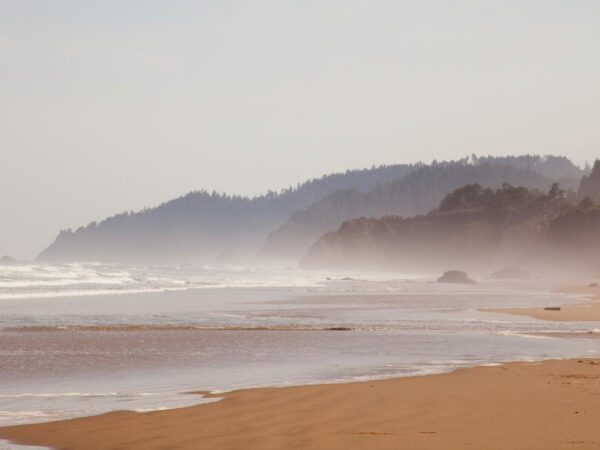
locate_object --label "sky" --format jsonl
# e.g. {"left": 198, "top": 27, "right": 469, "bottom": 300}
{"left": 1, "top": 0, "right": 599, "bottom": 259}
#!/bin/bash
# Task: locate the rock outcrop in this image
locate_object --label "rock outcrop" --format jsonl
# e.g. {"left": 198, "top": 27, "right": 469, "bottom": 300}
{"left": 437, "top": 270, "right": 475, "bottom": 284}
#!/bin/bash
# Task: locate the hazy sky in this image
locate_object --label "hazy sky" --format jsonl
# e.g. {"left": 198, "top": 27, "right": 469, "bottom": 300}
{"left": 1, "top": 1, "right": 599, "bottom": 259}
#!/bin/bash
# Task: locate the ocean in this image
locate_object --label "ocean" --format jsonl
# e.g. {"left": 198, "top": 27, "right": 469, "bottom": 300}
{"left": 1, "top": 262, "right": 598, "bottom": 436}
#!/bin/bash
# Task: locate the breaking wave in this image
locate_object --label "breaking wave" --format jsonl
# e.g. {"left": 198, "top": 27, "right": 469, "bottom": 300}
{"left": 0, "top": 263, "right": 330, "bottom": 300}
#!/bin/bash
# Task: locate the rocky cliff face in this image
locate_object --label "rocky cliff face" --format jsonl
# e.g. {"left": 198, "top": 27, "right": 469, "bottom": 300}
{"left": 301, "top": 184, "right": 600, "bottom": 275}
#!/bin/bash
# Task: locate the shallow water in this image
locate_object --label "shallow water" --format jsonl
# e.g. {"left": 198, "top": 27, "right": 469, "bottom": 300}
{"left": 0, "top": 263, "right": 598, "bottom": 431}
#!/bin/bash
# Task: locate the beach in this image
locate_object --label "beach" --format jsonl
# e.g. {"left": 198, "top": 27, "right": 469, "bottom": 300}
{"left": 483, "top": 286, "right": 600, "bottom": 322}
{"left": 2, "top": 358, "right": 600, "bottom": 450}
{"left": 2, "top": 264, "right": 600, "bottom": 449}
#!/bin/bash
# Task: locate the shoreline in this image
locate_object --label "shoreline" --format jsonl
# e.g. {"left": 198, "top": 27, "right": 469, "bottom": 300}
{"left": 482, "top": 285, "right": 600, "bottom": 322}
{"left": 2, "top": 358, "right": 600, "bottom": 450}
{"left": 3, "top": 283, "right": 600, "bottom": 449}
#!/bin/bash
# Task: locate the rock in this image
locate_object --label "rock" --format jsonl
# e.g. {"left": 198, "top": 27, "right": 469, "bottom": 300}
{"left": 0, "top": 255, "right": 17, "bottom": 265}
{"left": 437, "top": 270, "right": 475, "bottom": 284}
{"left": 491, "top": 267, "right": 531, "bottom": 280}
{"left": 590, "top": 282, "right": 599, "bottom": 288}
{"left": 544, "top": 306, "right": 561, "bottom": 311}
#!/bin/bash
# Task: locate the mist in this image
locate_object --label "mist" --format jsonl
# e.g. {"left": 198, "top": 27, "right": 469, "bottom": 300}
{"left": 301, "top": 179, "right": 600, "bottom": 278}
{"left": 2, "top": 1, "right": 600, "bottom": 259}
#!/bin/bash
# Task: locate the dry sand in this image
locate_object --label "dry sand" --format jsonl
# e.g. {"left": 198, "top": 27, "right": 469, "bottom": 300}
{"left": 2, "top": 358, "right": 600, "bottom": 450}
{"left": 483, "top": 285, "right": 600, "bottom": 322}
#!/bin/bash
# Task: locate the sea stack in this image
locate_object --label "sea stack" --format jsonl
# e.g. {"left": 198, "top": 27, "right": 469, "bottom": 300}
{"left": 437, "top": 270, "right": 476, "bottom": 284}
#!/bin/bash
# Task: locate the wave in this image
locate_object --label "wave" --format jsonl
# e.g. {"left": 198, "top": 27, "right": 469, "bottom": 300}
{"left": 0, "top": 262, "right": 432, "bottom": 300}
{"left": 0, "top": 392, "right": 158, "bottom": 398}
{"left": 0, "top": 263, "right": 333, "bottom": 300}
{"left": 0, "top": 286, "right": 188, "bottom": 300}
{"left": 0, "top": 440, "right": 53, "bottom": 450}
{"left": 5, "top": 324, "right": 355, "bottom": 332}
{"left": 0, "top": 278, "right": 136, "bottom": 288}
{"left": 0, "top": 411, "right": 52, "bottom": 417}
{"left": 0, "top": 263, "right": 145, "bottom": 298}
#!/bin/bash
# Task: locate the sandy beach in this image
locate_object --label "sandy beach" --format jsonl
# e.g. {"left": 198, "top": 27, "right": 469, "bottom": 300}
{"left": 483, "top": 285, "right": 600, "bottom": 321}
{"left": 2, "top": 358, "right": 600, "bottom": 450}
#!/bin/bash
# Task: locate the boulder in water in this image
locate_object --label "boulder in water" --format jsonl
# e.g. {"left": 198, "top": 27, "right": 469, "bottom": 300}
{"left": 437, "top": 270, "right": 475, "bottom": 284}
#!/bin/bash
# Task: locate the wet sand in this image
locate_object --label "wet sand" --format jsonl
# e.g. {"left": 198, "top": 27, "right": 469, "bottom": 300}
{"left": 483, "top": 285, "right": 600, "bottom": 322}
{"left": 2, "top": 358, "right": 600, "bottom": 450}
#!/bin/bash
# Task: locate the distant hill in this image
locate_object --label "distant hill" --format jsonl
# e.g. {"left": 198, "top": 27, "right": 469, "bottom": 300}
{"left": 259, "top": 156, "right": 583, "bottom": 264}
{"left": 37, "top": 163, "right": 419, "bottom": 263}
{"left": 301, "top": 183, "right": 600, "bottom": 275}
{"left": 38, "top": 154, "right": 586, "bottom": 264}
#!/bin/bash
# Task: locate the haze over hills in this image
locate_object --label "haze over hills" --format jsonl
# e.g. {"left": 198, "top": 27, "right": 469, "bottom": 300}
{"left": 301, "top": 176, "right": 600, "bottom": 275}
{"left": 38, "top": 155, "right": 587, "bottom": 264}
{"left": 259, "top": 159, "right": 581, "bottom": 263}
{"left": 37, "top": 163, "right": 420, "bottom": 263}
